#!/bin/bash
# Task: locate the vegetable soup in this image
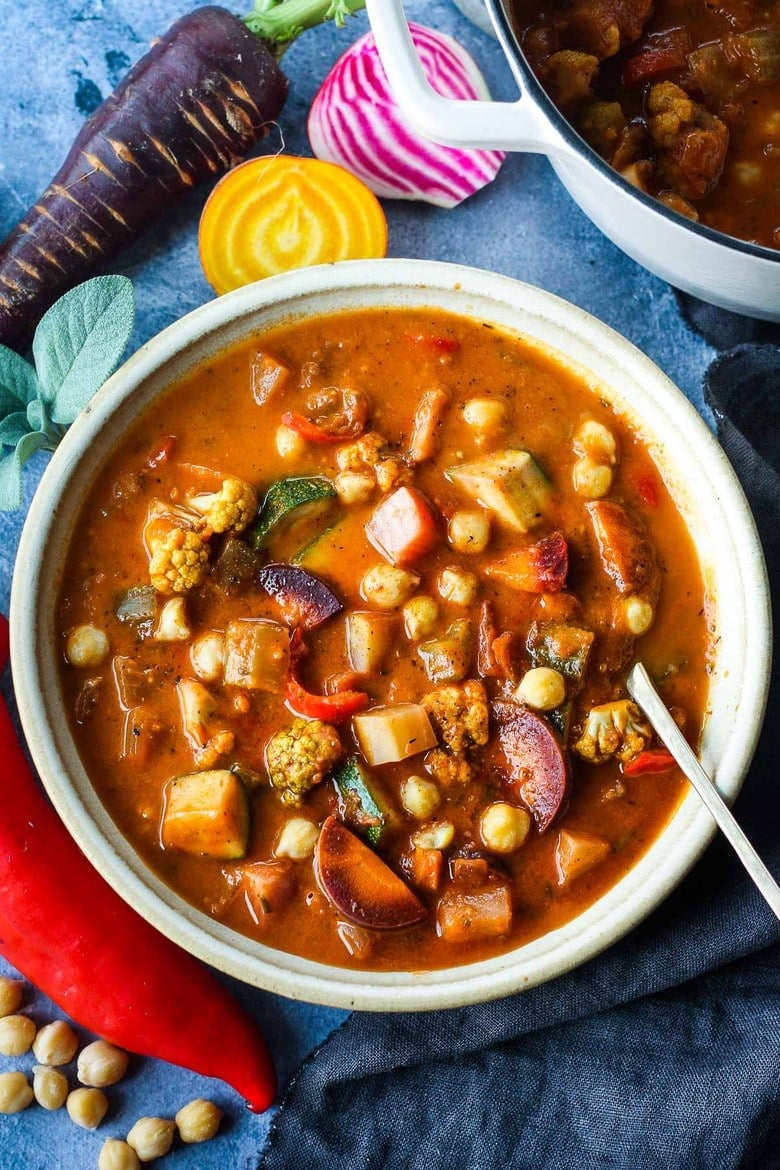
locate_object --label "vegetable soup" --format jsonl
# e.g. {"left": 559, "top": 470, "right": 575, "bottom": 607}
{"left": 56, "top": 309, "right": 712, "bottom": 971}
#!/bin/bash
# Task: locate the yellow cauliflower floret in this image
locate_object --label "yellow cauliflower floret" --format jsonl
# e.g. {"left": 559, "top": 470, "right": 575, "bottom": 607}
{"left": 265, "top": 718, "right": 342, "bottom": 807}
{"left": 375, "top": 456, "right": 413, "bottom": 493}
{"left": 573, "top": 700, "right": 652, "bottom": 765}
{"left": 188, "top": 477, "right": 257, "bottom": 535}
{"left": 149, "top": 527, "right": 209, "bottom": 595}
{"left": 424, "top": 747, "right": 474, "bottom": 787}
{"left": 335, "top": 432, "right": 388, "bottom": 472}
{"left": 647, "top": 82, "right": 695, "bottom": 148}
{"left": 422, "top": 679, "right": 489, "bottom": 754}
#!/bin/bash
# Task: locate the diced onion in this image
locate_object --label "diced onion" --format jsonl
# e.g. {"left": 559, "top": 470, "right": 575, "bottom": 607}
{"left": 308, "top": 24, "right": 505, "bottom": 208}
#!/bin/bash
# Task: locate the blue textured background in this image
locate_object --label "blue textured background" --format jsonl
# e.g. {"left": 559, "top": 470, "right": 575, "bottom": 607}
{"left": 0, "top": 0, "right": 715, "bottom": 1166}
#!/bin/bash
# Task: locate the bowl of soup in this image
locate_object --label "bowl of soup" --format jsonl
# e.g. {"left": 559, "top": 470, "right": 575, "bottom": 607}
{"left": 367, "top": 0, "right": 780, "bottom": 320}
{"left": 10, "top": 260, "right": 770, "bottom": 1009}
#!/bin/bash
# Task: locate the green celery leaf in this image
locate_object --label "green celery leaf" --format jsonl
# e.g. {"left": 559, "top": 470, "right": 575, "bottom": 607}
{"left": 32, "top": 275, "right": 135, "bottom": 422}
{"left": 0, "top": 412, "right": 32, "bottom": 448}
{"left": 0, "top": 345, "right": 39, "bottom": 413}
{"left": 0, "top": 431, "right": 48, "bottom": 511}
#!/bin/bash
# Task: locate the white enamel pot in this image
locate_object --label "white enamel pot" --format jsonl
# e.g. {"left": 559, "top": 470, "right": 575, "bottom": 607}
{"left": 10, "top": 260, "right": 771, "bottom": 1010}
{"left": 365, "top": 0, "right": 780, "bottom": 320}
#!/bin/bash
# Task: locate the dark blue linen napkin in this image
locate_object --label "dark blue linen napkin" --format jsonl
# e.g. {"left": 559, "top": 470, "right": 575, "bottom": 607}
{"left": 260, "top": 303, "right": 780, "bottom": 1170}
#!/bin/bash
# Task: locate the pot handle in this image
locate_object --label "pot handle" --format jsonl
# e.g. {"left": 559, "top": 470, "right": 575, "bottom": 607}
{"left": 364, "top": 0, "right": 572, "bottom": 156}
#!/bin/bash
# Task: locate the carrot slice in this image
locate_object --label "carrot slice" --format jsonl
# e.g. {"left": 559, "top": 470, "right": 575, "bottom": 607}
{"left": 315, "top": 817, "right": 426, "bottom": 930}
{"left": 199, "top": 155, "right": 388, "bottom": 294}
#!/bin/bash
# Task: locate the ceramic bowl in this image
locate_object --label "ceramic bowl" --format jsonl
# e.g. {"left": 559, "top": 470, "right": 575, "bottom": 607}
{"left": 367, "top": 0, "right": 780, "bottom": 321}
{"left": 10, "top": 260, "right": 771, "bottom": 1010}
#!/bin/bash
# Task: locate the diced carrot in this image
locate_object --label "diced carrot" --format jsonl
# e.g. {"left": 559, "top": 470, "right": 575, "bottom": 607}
{"left": 436, "top": 880, "right": 512, "bottom": 942}
{"left": 622, "top": 749, "right": 676, "bottom": 776}
{"left": 241, "top": 860, "right": 297, "bottom": 923}
{"left": 365, "top": 486, "right": 440, "bottom": 566}
{"left": 477, "top": 601, "right": 502, "bottom": 678}
{"left": 484, "top": 531, "right": 568, "bottom": 593}
{"left": 491, "top": 631, "right": 524, "bottom": 681}
{"left": 451, "top": 857, "right": 489, "bottom": 886}
{"left": 409, "top": 848, "right": 444, "bottom": 892}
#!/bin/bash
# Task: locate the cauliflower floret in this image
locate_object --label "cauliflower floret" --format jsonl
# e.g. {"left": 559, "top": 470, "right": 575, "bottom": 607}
{"left": 375, "top": 456, "right": 413, "bottom": 493}
{"left": 573, "top": 700, "right": 652, "bottom": 765}
{"left": 149, "top": 527, "right": 209, "bottom": 594}
{"left": 424, "top": 747, "right": 474, "bottom": 787}
{"left": 265, "top": 718, "right": 342, "bottom": 806}
{"left": 188, "top": 477, "right": 257, "bottom": 535}
{"left": 422, "top": 679, "right": 489, "bottom": 754}
{"left": 335, "top": 432, "right": 388, "bottom": 472}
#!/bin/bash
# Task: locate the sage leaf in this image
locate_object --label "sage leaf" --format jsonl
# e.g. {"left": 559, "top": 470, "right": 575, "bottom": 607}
{"left": 0, "top": 431, "right": 48, "bottom": 512}
{"left": 0, "top": 345, "right": 39, "bottom": 413}
{"left": 0, "top": 413, "right": 32, "bottom": 448}
{"left": 32, "top": 275, "right": 135, "bottom": 423}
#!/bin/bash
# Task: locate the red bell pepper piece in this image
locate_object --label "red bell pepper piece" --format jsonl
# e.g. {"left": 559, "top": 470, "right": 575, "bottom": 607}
{"left": 280, "top": 411, "right": 345, "bottom": 444}
{"left": 0, "top": 616, "right": 275, "bottom": 1111}
{"left": 623, "top": 748, "right": 676, "bottom": 776}
{"left": 621, "top": 31, "right": 690, "bottom": 87}
{"left": 406, "top": 332, "right": 461, "bottom": 354}
{"left": 286, "top": 629, "right": 369, "bottom": 722}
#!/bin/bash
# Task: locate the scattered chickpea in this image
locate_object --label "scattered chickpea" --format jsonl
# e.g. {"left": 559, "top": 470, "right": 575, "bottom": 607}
{"left": 624, "top": 596, "right": 655, "bottom": 636}
{"left": 437, "top": 566, "right": 479, "bottom": 606}
{"left": 360, "top": 563, "right": 420, "bottom": 610}
{"left": 175, "top": 1098, "right": 224, "bottom": 1144}
{"left": 274, "top": 818, "right": 320, "bottom": 861}
{"left": 65, "top": 624, "right": 109, "bottom": 668}
{"left": 572, "top": 456, "right": 613, "bottom": 499}
{"left": 66, "top": 1086, "right": 108, "bottom": 1130}
{"left": 334, "top": 469, "right": 375, "bottom": 506}
{"left": 275, "top": 423, "right": 305, "bottom": 460}
{"left": 517, "top": 667, "right": 566, "bottom": 712}
{"left": 0, "top": 977, "right": 23, "bottom": 1018}
{"left": 412, "top": 820, "right": 454, "bottom": 850}
{"left": 0, "top": 1071, "right": 33, "bottom": 1114}
{"left": 190, "top": 631, "right": 225, "bottom": 683}
{"left": 32, "top": 1019, "right": 78, "bottom": 1066}
{"left": 402, "top": 595, "right": 439, "bottom": 641}
{"left": 447, "top": 509, "right": 491, "bottom": 555}
{"left": 574, "top": 419, "right": 617, "bottom": 464}
{"left": 463, "top": 397, "right": 506, "bottom": 441}
{"left": 401, "top": 775, "right": 441, "bottom": 820}
{"left": 480, "top": 802, "right": 532, "bottom": 854}
{"left": 731, "top": 161, "right": 761, "bottom": 186}
{"left": 32, "top": 1065, "right": 69, "bottom": 1111}
{"left": 126, "top": 1116, "right": 176, "bottom": 1162}
{"left": 98, "top": 1139, "right": 141, "bottom": 1170}
{"left": 77, "top": 1040, "right": 129, "bottom": 1088}
{"left": 0, "top": 1014, "right": 36, "bottom": 1057}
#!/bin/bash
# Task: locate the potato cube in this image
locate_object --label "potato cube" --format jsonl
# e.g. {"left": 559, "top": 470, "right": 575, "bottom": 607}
{"left": 346, "top": 612, "right": 396, "bottom": 674}
{"left": 555, "top": 829, "right": 610, "bottom": 885}
{"left": 353, "top": 704, "right": 437, "bottom": 766}
{"left": 162, "top": 771, "right": 249, "bottom": 859}
{"left": 224, "top": 620, "right": 290, "bottom": 691}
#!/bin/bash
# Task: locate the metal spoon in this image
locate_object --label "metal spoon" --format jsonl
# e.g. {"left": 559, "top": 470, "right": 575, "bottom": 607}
{"left": 626, "top": 663, "right": 780, "bottom": 920}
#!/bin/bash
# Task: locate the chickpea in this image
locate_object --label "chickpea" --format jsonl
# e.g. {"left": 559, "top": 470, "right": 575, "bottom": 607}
{"left": 517, "top": 667, "right": 566, "bottom": 712}
{"left": 126, "top": 1117, "right": 176, "bottom": 1162}
{"left": 402, "top": 595, "right": 439, "bottom": 641}
{"left": 175, "top": 1098, "right": 224, "bottom": 1144}
{"left": 0, "top": 1014, "right": 36, "bottom": 1057}
{"left": 437, "top": 566, "right": 479, "bottom": 606}
{"left": 574, "top": 419, "right": 617, "bottom": 464}
{"left": 463, "top": 397, "right": 506, "bottom": 440}
{"left": 65, "top": 624, "right": 109, "bottom": 668}
{"left": 412, "top": 821, "right": 454, "bottom": 850}
{"left": 447, "top": 509, "right": 491, "bottom": 555}
{"left": 190, "top": 631, "right": 225, "bottom": 683}
{"left": 275, "top": 422, "right": 306, "bottom": 460}
{"left": 274, "top": 818, "right": 319, "bottom": 861}
{"left": 480, "top": 803, "right": 531, "bottom": 854}
{"left": 572, "top": 456, "right": 613, "bottom": 499}
{"left": 77, "top": 1040, "right": 129, "bottom": 1088}
{"left": 32, "top": 1065, "right": 69, "bottom": 1111}
{"left": 334, "top": 469, "right": 375, "bottom": 506}
{"left": 625, "top": 596, "right": 655, "bottom": 636}
{"left": 32, "top": 1019, "right": 78, "bottom": 1066}
{"left": 401, "top": 775, "right": 441, "bottom": 820}
{"left": 0, "top": 977, "right": 23, "bottom": 1018}
{"left": 66, "top": 1086, "right": 108, "bottom": 1130}
{"left": 360, "top": 564, "right": 420, "bottom": 610}
{"left": 0, "top": 1071, "right": 33, "bottom": 1114}
{"left": 98, "top": 1139, "right": 141, "bottom": 1170}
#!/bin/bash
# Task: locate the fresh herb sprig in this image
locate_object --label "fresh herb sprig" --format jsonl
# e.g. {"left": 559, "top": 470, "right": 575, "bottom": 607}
{"left": 0, "top": 276, "right": 135, "bottom": 510}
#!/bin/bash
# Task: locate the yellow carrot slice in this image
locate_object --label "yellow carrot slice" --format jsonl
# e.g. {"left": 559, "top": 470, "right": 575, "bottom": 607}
{"left": 199, "top": 155, "right": 388, "bottom": 293}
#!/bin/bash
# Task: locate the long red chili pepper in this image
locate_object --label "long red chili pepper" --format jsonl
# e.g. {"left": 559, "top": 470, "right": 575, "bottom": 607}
{"left": 0, "top": 616, "right": 275, "bottom": 1111}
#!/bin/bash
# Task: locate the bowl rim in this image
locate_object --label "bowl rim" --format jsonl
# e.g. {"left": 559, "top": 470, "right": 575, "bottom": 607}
{"left": 487, "top": 0, "right": 780, "bottom": 264}
{"left": 10, "top": 259, "right": 772, "bottom": 1011}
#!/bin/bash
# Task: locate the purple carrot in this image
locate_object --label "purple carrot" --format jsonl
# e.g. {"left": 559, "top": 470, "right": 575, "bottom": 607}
{"left": 0, "top": 1, "right": 366, "bottom": 352}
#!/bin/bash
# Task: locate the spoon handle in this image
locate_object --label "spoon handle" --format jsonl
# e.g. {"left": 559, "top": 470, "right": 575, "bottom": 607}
{"left": 627, "top": 664, "right": 780, "bottom": 921}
